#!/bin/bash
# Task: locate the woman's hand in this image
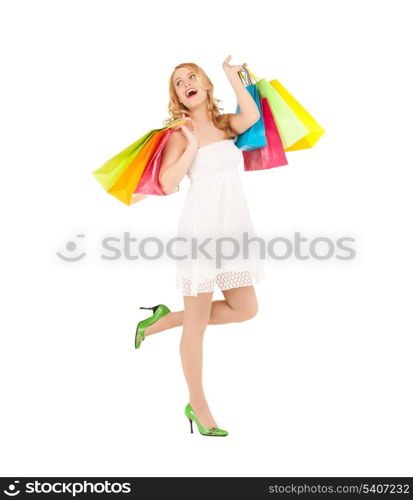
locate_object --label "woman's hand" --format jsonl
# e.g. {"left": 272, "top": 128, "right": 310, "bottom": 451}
{"left": 222, "top": 55, "right": 248, "bottom": 79}
{"left": 176, "top": 114, "right": 200, "bottom": 149}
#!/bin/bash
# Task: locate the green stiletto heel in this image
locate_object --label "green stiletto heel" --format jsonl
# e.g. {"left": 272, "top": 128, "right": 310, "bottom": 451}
{"left": 184, "top": 403, "right": 229, "bottom": 437}
{"left": 135, "top": 304, "right": 171, "bottom": 349}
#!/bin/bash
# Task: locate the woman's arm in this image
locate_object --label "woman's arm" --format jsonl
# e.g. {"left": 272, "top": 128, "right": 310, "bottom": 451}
{"left": 222, "top": 56, "right": 260, "bottom": 135}
{"left": 159, "top": 131, "right": 197, "bottom": 195}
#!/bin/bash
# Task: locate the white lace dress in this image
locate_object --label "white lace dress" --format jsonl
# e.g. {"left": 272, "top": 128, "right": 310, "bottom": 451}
{"left": 176, "top": 139, "right": 265, "bottom": 296}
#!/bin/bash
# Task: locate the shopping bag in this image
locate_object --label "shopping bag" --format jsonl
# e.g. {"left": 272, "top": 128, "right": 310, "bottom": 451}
{"left": 269, "top": 79, "right": 325, "bottom": 151}
{"left": 134, "top": 127, "right": 175, "bottom": 196}
{"left": 108, "top": 129, "right": 168, "bottom": 205}
{"left": 92, "top": 130, "right": 153, "bottom": 191}
{"left": 243, "top": 97, "right": 288, "bottom": 171}
{"left": 93, "top": 118, "right": 186, "bottom": 205}
{"left": 244, "top": 68, "right": 309, "bottom": 150}
{"left": 234, "top": 71, "right": 267, "bottom": 151}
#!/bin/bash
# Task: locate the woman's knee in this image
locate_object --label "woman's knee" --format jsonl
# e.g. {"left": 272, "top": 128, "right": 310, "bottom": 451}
{"left": 236, "top": 302, "right": 259, "bottom": 322}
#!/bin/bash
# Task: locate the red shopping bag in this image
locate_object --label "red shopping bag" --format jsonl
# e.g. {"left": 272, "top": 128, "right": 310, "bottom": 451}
{"left": 243, "top": 97, "right": 288, "bottom": 171}
{"left": 134, "top": 127, "right": 175, "bottom": 196}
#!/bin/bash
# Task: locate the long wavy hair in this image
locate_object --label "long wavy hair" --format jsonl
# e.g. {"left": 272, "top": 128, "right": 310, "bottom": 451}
{"left": 163, "top": 62, "right": 237, "bottom": 140}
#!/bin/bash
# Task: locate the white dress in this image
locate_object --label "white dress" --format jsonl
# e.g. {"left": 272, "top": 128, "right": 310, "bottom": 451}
{"left": 176, "top": 139, "right": 265, "bottom": 296}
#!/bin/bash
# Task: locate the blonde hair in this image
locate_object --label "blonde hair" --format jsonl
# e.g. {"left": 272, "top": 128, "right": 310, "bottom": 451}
{"left": 163, "top": 62, "right": 237, "bottom": 140}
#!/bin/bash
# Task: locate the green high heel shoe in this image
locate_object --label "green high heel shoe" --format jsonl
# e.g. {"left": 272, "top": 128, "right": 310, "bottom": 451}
{"left": 135, "top": 304, "right": 171, "bottom": 349}
{"left": 184, "top": 403, "right": 229, "bottom": 437}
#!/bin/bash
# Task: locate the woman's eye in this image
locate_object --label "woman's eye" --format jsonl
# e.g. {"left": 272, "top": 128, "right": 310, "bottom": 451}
{"left": 176, "top": 74, "right": 195, "bottom": 86}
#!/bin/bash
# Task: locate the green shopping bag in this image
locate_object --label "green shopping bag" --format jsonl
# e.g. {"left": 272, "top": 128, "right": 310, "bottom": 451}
{"left": 92, "top": 131, "right": 153, "bottom": 191}
{"left": 245, "top": 68, "right": 309, "bottom": 150}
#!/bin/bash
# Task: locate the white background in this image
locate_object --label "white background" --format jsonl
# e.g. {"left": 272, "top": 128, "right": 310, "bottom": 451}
{"left": 1, "top": 0, "right": 412, "bottom": 477}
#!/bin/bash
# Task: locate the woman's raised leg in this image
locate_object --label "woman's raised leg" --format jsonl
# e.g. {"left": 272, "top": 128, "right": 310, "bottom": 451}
{"left": 144, "top": 285, "right": 258, "bottom": 336}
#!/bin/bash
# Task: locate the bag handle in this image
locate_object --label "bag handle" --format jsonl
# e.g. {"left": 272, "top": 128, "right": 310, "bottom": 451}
{"left": 166, "top": 118, "right": 186, "bottom": 129}
{"left": 244, "top": 67, "right": 261, "bottom": 83}
{"left": 238, "top": 69, "right": 248, "bottom": 85}
{"left": 238, "top": 67, "right": 254, "bottom": 86}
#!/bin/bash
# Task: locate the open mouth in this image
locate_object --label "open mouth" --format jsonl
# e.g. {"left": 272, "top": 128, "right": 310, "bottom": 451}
{"left": 186, "top": 88, "right": 198, "bottom": 98}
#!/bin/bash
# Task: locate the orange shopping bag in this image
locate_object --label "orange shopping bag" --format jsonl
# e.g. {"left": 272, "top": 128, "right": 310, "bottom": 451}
{"left": 108, "top": 129, "right": 168, "bottom": 205}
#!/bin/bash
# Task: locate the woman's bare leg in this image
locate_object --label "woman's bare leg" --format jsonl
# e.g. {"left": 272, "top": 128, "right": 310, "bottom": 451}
{"left": 217, "top": 285, "right": 259, "bottom": 322}
{"left": 179, "top": 291, "right": 218, "bottom": 428}
{"left": 144, "top": 285, "right": 258, "bottom": 336}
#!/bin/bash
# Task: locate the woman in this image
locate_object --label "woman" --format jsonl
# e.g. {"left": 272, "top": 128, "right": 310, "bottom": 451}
{"left": 135, "top": 56, "right": 265, "bottom": 437}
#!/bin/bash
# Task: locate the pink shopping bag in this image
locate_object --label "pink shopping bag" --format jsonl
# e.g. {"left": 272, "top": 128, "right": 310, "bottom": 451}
{"left": 243, "top": 97, "right": 288, "bottom": 171}
{"left": 134, "top": 127, "right": 174, "bottom": 196}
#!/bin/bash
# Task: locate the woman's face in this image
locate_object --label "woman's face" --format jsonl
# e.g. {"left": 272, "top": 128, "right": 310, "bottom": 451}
{"left": 173, "top": 68, "right": 207, "bottom": 109}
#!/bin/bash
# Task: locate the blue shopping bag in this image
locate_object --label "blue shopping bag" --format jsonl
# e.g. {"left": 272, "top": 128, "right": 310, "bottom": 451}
{"left": 234, "top": 83, "right": 267, "bottom": 151}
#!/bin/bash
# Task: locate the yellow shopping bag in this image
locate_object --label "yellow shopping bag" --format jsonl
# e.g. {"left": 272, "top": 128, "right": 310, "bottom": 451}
{"left": 269, "top": 79, "right": 325, "bottom": 151}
